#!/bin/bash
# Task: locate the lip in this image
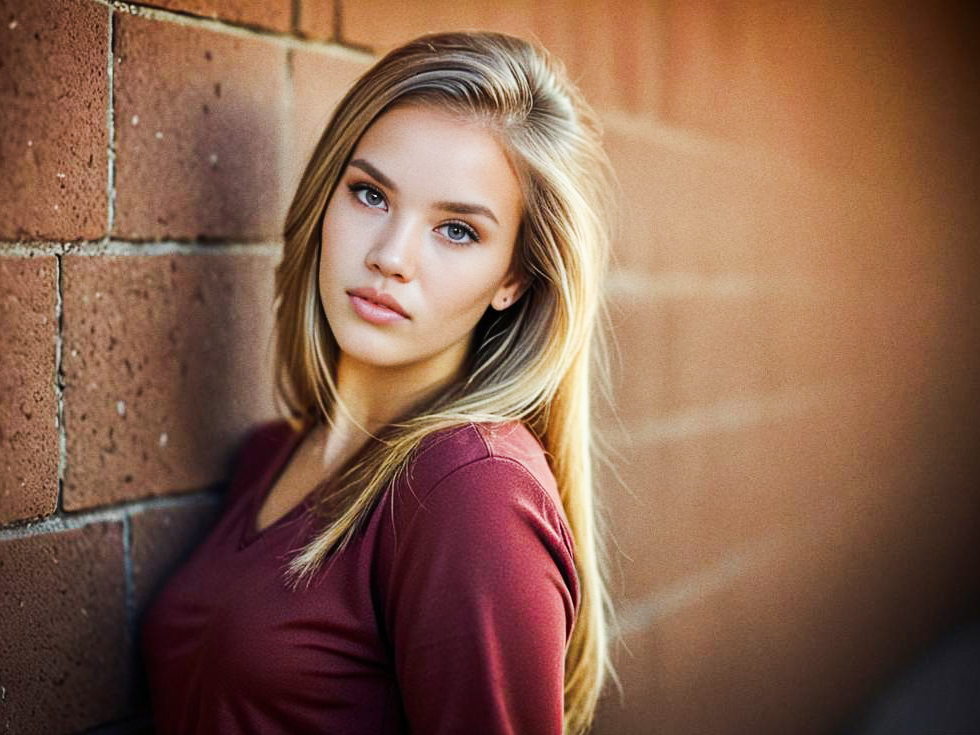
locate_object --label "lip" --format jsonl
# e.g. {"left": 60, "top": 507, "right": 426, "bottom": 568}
{"left": 346, "top": 287, "right": 410, "bottom": 324}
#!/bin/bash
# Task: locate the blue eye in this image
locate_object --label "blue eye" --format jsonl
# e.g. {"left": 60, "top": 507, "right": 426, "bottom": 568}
{"left": 349, "top": 183, "right": 387, "bottom": 210}
{"left": 437, "top": 221, "right": 479, "bottom": 244}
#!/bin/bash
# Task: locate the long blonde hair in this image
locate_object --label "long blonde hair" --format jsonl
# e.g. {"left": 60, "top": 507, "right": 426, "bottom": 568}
{"left": 274, "top": 31, "right": 616, "bottom": 735}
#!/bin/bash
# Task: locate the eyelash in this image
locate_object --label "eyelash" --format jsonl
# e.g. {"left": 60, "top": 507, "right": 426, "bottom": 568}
{"left": 346, "top": 182, "right": 481, "bottom": 245}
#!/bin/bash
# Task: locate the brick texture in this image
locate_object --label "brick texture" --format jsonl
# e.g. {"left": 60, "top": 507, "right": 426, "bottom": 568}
{"left": 145, "top": 0, "right": 292, "bottom": 33}
{"left": 603, "top": 121, "right": 771, "bottom": 276}
{"left": 0, "top": 522, "right": 128, "bottom": 734}
{"left": 131, "top": 496, "right": 221, "bottom": 615}
{"left": 0, "top": 0, "right": 108, "bottom": 241}
{"left": 595, "top": 478, "right": 980, "bottom": 735}
{"left": 337, "top": 0, "right": 663, "bottom": 116}
{"left": 669, "top": 294, "right": 771, "bottom": 411}
{"left": 61, "top": 253, "right": 278, "bottom": 510}
{"left": 659, "top": 4, "right": 980, "bottom": 182}
{"left": 297, "top": 0, "right": 334, "bottom": 40}
{"left": 287, "top": 48, "right": 370, "bottom": 194}
{"left": 337, "top": 0, "right": 525, "bottom": 49}
{"left": 113, "top": 13, "right": 288, "bottom": 240}
{"left": 603, "top": 112, "right": 965, "bottom": 296}
{"left": 1, "top": 4, "right": 978, "bottom": 734}
{"left": 598, "top": 292, "right": 671, "bottom": 428}
{"left": 0, "top": 257, "right": 59, "bottom": 524}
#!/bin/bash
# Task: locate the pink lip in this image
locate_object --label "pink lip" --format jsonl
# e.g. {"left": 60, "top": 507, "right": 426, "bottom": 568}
{"left": 347, "top": 288, "right": 409, "bottom": 324}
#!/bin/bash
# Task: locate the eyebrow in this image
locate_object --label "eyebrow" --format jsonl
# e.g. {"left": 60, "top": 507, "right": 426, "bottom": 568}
{"left": 349, "top": 159, "right": 397, "bottom": 191}
{"left": 347, "top": 158, "right": 500, "bottom": 225}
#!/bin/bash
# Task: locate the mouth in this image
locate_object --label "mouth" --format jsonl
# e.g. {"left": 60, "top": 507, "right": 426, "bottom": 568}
{"left": 346, "top": 288, "right": 410, "bottom": 324}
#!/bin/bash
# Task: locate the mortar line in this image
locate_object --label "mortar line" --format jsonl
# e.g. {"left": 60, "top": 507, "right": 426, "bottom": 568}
{"left": 54, "top": 253, "right": 66, "bottom": 516}
{"left": 121, "top": 514, "right": 136, "bottom": 644}
{"left": 333, "top": 0, "right": 343, "bottom": 43}
{"left": 93, "top": 0, "right": 372, "bottom": 60}
{"left": 0, "top": 240, "right": 284, "bottom": 254}
{"left": 107, "top": 4, "right": 117, "bottom": 233}
{"left": 283, "top": 44, "right": 297, "bottom": 211}
{"left": 0, "top": 242, "right": 68, "bottom": 256}
{"left": 616, "top": 535, "right": 780, "bottom": 636}
{"left": 0, "top": 488, "right": 222, "bottom": 540}
{"left": 611, "top": 380, "right": 850, "bottom": 447}
{"left": 68, "top": 240, "right": 284, "bottom": 256}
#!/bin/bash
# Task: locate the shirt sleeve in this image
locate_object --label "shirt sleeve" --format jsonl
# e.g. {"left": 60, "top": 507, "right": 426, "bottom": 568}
{"left": 385, "top": 456, "right": 579, "bottom": 735}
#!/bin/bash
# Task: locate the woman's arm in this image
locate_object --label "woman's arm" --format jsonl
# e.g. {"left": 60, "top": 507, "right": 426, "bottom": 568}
{"left": 385, "top": 456, "right": 579, "bottom": 734}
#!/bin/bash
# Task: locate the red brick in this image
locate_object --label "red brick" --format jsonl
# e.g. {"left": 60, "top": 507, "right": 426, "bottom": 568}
{"left": 765, "top": 283, "right": 951, "bottom": 392}
{"left": 523, "top": 1, "right": 663, "bottom": 117}
{"left": 336, "top": 0, "right": 661, "bottom": 117}
{"left": 746, "top": 165, "right": 959, "bottom": 292}
{"left": 602, "top": 281, "right": 980, "bottom": 603}
{"left": 660, "top": 4, "right": 979, "bottom": 185}
{"left": 297, "top": 0, "right": 334, "bottom": 40}
{"left": 595, "top": 483, "right": 980, "bottom": 735}
{"left": 131, "top": 496, "right": 221, "bottom": 614}
{"left": 113, "top": 13, "right": 288, "bottom": 240}
{"left": 592, "top": 627, "right": 661, "bottom": 734}
{"left": 594, "top": 439, "right": 670, "bottom": 606}
{"left": 595, "top": 291, "right": 671, "bottom": 428}
{"left": 287, "top": 48, "right": 370, "bottom": 196}
{"left": 337, "top": 0, "right": 521, "bottom": 50}
{"left": 0, "top": 256, "right": 59, "bottom": 524}
{"left": 0, "top": 522, "right": 128, "bottom": 734}
{"left": 604, "top": 114, "right": 967, "bottom": 293}
{"left": 668, "top": 293, "right": 770, "bottom": 411}
{"left": 593, "top": 347, "right": 980, "bottom": 732}
{"left": 145, "top": 0, "right": 292, "bottom": 32}
{"left": 61, "top": 253, "right": 278, "bottom": 509}
{"left": 604, "top": 121, "right": 769, "bottom": 275}
{"left": 0, "top": 0, "right": 108, "bottom": 240}
{"left": 599, "top": 380, "right": 884, "bottom": 606}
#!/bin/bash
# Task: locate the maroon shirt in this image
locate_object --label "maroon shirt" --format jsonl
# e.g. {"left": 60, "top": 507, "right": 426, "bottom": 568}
{"left": 141, "top": 420, "right": 579, "bottom": 734}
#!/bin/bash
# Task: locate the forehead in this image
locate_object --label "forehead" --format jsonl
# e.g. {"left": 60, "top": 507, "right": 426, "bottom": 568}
{"left": 351, "top": 104, "right": 523, "bottom": 218}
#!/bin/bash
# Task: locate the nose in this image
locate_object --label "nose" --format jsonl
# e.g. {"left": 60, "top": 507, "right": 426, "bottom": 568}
{"left": 365, "top": 217, "right": 419, "bottom": 282}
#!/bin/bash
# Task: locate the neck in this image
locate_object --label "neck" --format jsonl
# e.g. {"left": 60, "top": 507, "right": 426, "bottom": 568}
{"left": 308, "top": 340, "right": 471, "bottom": 474}
{"left": 328, "top": 348, "right": 466, "bottom": 440}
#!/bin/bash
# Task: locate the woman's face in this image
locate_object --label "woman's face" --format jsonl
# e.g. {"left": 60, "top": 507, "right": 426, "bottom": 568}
{"left": 318, "top": 104, "right": 524, "bottom": 383}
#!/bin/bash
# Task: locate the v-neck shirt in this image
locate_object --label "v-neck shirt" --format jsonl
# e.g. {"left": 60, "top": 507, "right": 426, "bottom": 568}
{"left": 141, "top": 419, "right": 579, "bottom": 734}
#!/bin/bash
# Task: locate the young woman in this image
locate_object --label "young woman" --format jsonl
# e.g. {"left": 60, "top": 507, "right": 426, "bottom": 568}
{"left": 142, "top": 30, "right": 616, "bottom": 735}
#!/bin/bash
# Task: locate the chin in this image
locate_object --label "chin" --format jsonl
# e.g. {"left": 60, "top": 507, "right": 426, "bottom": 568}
{"left": 331, "top": 331, "right": 412, "bottom": 369}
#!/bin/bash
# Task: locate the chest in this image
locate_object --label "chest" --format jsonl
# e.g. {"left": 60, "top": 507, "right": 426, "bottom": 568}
{"left": 141, "top": 497, "right": 399, "bottom": 731}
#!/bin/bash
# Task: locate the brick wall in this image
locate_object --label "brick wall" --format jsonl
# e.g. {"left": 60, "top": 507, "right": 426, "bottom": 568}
{"left": 1, "top": 2, "right": 977, "bottom": 733}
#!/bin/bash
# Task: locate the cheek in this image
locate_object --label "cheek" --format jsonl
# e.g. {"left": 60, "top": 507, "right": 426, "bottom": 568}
{"left": 431, "top": 265, "right": 503, "bottom": 320}
{"left": 318, "top": 217, "right": 345, "bottom": 285}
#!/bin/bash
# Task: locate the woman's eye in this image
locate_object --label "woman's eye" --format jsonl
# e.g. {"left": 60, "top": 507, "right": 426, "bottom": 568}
{"left": 350, "top": 184, "right": 387, "bottom": 210}
{"left": 437, "top": 221, "right": 479, "bottom": 244}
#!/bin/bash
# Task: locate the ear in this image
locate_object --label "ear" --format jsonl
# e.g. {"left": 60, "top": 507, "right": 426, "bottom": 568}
{"left": 490, "top": 272, "right": 529, "bottom": 312}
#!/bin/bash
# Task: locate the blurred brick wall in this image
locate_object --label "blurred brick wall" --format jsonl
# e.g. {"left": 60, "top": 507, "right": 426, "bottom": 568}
{"left": 0, "top": 2, "right": 977, "bottom": 734}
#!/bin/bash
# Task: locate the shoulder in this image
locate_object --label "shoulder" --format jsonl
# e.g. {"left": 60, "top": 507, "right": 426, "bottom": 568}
{"left": 407, "top": 421, "right": 557, "bottom": 496}
{"left": 379, "top": 422, "right": 580, "bottom": 649}
{"left": 391, "top": 421, "right": 571, "bottom": 551}
{"left": 397, "top": 422, "right": 562, "bottom": 519}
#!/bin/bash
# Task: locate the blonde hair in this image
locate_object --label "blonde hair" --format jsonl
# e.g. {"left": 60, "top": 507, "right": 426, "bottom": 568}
{"left": 274, "top": 31, "right": 616, "bottom": 735}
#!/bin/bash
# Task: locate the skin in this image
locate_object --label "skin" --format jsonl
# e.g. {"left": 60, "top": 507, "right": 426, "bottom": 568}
{"left": 257, "top": 105, "right": 524, "bottom": 528}
{"left": 257, "top": 104, "right": 526, "bottom": 529}
{"left": 318, "top": 103, "right": 526, "bottom": 433}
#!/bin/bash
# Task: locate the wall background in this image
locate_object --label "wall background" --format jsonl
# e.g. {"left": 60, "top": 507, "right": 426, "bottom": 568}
{"left": 1, "top": 1, "right": 977, "bottom": 733}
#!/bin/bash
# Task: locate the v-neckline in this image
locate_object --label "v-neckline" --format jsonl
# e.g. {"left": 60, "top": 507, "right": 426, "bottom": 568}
{"left": 239, "top": 420, "right": 318, "bottom": 549}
